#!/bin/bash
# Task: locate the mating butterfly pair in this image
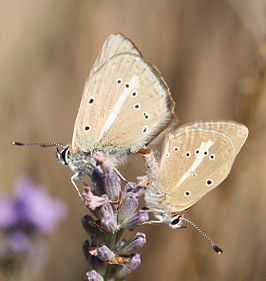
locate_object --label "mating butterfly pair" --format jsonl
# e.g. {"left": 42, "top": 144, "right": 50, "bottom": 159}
{"left": 14, "top": 34, "right": 248, "bottom": 253}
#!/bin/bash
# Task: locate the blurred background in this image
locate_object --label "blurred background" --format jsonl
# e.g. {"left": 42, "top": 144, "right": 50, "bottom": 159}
{"left": 1, "top": 0, "right": 265, "bottom": 280}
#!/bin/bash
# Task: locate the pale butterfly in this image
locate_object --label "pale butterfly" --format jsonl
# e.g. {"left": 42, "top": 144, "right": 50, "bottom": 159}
{"left": 143, "top": 120, "right": 248, "bottom": 253}
{"left": 14, "top": 33, "right": 175, "bottom": 199}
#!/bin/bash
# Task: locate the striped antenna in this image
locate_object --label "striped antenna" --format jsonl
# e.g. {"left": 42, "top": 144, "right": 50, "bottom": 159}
{"left": 12, "top": 141, "right": 66, "bottom": 148}
{"left": 181, "top": 216, "right": 223, "bottom": 254}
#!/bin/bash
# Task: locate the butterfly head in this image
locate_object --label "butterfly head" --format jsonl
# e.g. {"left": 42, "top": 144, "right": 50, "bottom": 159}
{"left": 57, "top": 146, "right": 117, "bottom": 176}
{"left": 169, "top": 215, "right": 185, "bottom": 229}
{"left": 151, "top": 210, "right": 184, "bottom": 229}
{"left": 56, "top": 146, "right": 70, "bottom": 166}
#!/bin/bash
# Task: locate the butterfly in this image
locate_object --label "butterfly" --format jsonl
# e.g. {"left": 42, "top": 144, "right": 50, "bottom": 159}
{"left": 143, "top": 120, "right": 248, "bottom": 252}
{"left": 14, "top": 33, "right": 175, "bottom": 198}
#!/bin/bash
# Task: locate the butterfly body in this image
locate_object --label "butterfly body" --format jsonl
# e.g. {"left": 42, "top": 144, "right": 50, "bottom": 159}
{"left": 144, "top": 120, "right": 248, "bottom": 227}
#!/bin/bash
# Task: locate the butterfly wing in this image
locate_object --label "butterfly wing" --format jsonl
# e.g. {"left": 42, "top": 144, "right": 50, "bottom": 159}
{"left": 91, "top": 33, "right": 141, "bottom": 73}
{"left": 72, "top": 44, "right": 174, "bottom": 154}
{"left": 156, "top": 123, "right": 247, "bottom": 212}
{"left": 177, "top": 121, "right": 248, "bottom": 155}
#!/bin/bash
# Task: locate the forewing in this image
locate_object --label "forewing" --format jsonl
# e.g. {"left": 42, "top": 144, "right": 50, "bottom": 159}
{"left": 177, "top": 121, "right": 248, "bottom": 155}
{"left": 72, "top": 53, "right": 174, "bottom": 153}
{"left": 158, "top": 129, "right": 235, "bottom": 212}
{"left": 91, "top": 33, "right": 141, "bottom": 73}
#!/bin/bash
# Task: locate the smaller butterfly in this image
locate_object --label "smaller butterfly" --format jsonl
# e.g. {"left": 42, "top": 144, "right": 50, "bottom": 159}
{"left": 143, "top": 120, "right": 248, "bottom": 253}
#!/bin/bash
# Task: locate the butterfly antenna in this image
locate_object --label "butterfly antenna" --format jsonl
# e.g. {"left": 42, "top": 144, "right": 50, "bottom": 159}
{"left": 181, "top": 216, "right": 223, "bottom": 254}
{"left": 12, "top": 141, "right": 66, "bottom": 148}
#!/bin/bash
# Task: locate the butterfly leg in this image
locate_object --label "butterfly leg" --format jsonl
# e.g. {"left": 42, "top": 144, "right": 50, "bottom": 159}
{"left": 142, "top": 219, "right": 163, "bottom": 225}
{"left": 150, "top": 192, "right": 164, "bottom": 198}
{"left": 140, "top": 209, "right": 166, "bottom": 225}
{"left": 139, "top": 208, "right": 165, "bottom": 213}
{"left": 71, "top": 173, "right": 84, "bottom": 201}
{"left": 114, "top": 167, "right": 128, "bottom": 182}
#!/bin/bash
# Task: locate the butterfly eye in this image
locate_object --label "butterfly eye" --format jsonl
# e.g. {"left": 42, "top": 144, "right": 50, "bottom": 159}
{"left": 125, "top": 83, "right": 130, "bottom": 88}
{"left": 209, "top": 154, "right": 215, "bottom": 160}
{"left": 131, "top": 91, "right": 137, "bottom": 97}
{"left": 206, "top": 179, "right": 213, "bottom": 186}
{"left": 195, "top": 149, "right": 200, "bottom": 155}
{"left": 84, "top": 126, "right": 90, "bottom": 131}
{"left": 116, "top": 79, "right": 122, "bottom": 84}
{"left": 143, "top": 112, "right": 151, "bottom": 120}
{"left": 56, "top": 147, "right": 69, "bottom": 165}
{"left": 204, "top": 151, "right": 209, "bottom": 155}
{"left": 165, "top": 152, "right": 170, "bottom": 158}
{"left": 174, "top": 147, "right": 179, "bottom": 152}
{"left": 170, "top": 215, "right": 182, "bottom": 227}
{"left": 185, "top": 151, "right": 191, "bottom": 158}
{"left": 184, "top": 191, "right": 191, "bottom": 197}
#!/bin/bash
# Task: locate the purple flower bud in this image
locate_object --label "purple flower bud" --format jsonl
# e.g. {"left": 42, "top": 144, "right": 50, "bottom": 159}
{"left": 123, "top": 181, "right": 144, "bottom": 197}
{"left": 97, "top": 203, "right": 114, "bottom": 220}
{"left": 96, "top": 202, "right": 117, "bottom": 232}
{"left": 117, "top": 194, "right": 138, "bottom": 224}
{"left": 117, "top": 232, "right": 146, "bottom": 255}
{"left": 120, "top": 211, "right": 149, "bottom": 229}
{"left": 86, "top": 270, "right": 104, "bottom": 281}
{"left": 101, "top": 216, "right": 117, "bottom": 233}
{"left": 103, "top": 171, "right": 121, "bottom": 201}
{"left": 97, "top": 246, "right": 115, "bottom": 262}
{"left": 114, "top": 254, "right": 141, "bottom": 279}
{"left": 115, "top": 239, "right": 126, "bottom": 252}
{"left": 81, "top": 215, "right": 101, "bottom": 237}
{"left": 83, "top": 190, "right": 109, "bottom": 211}
{"left": 123, "top": 182, "right": 137, "bottom": 194}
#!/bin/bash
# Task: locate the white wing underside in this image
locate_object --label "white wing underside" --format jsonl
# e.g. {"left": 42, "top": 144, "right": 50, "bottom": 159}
{"left": 72, "top": 34, "right": 174, "bottom": 155}
{"left": 145, "top": 121, "right": 248, "bottom": 213}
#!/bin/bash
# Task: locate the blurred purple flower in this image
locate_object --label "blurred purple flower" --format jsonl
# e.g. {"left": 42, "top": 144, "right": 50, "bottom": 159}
{"left": 0, "top": 175, "right": 67, "bottom": 235}
{"left": 7, "top": 231, "right": 30, "bottom": 252}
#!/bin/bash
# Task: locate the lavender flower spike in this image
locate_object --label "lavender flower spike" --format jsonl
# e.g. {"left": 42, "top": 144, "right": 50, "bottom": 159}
{"left": 81, "top": 164, "right": 149, "bottom": 280}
